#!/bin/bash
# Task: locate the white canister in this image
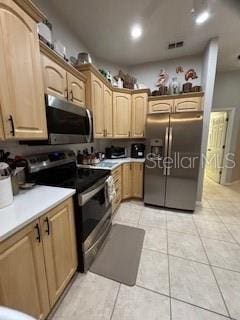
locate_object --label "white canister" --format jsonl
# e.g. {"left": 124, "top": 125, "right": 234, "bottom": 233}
{"left": 0, "top": 163, "right": 13, "bottom": 209}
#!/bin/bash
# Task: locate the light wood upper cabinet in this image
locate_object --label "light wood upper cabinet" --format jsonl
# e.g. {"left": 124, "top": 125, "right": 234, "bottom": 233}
{"left": 132, "top": 93, "right": 147, "bottom": 138}
{"left": 67, "top": 73, "right": 85, "bottom": 107}
{"left": 174, "top": 97, "right": 202, "bottom": 112}
{"left": 103, "top": 85, "right": 113, "bottom": 137}
{"left": 113, "top": 92, "right": 131, "bottom": 138}
{"left": 149, "top": 99, "right": 174, "bottom": 114}
{"left": 0, "top": 0, "right": 47, "bottom": 140}
{"left": 41, "top": 55, "right": 68, "bottom": 100}
{"left": 132, "top": 163, "right": 144, "bottom": 199}
{"left": 122, "top": 163, "right": 132, "bottom": 199}
{"left": 40, "top": 198, "right": 77, "bottom": 307}
{"left": 91, "top": 74, "right": 105, "bottom": 137}
{"left": 0, "top": 221, "right": 50, "bottom": 320}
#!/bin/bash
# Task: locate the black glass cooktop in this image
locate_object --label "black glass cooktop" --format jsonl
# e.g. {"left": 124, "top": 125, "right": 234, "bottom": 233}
{"left": 28, "top": 162, "right": 110, "bottom": 193}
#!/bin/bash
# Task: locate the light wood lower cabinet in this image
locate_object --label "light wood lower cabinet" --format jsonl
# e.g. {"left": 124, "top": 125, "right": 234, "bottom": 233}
{"left": 0, "top": 221, "right": 50, "bottom": 319}
{"left": 0, "top": 198, "right": 77, "bottom": 319}
{"left": 0, "top": 0, "right": 47, "bottom": 140}
{"left": 122, "top": 163, "right": 132, "bottom": 200}
{"left": 121, "top": 163, "right": 144, "bottom": 200}
{"left": 132, "top": 163, "right": 144, "bottom": 198}
{"left": 112, "top": 166, "right": 122, "bottom": 213}
{"left": 113, "top": 92, "right": 132, "bottom": 138}
{"left": 40, "top": 199, "right": 77, "bottom": 307}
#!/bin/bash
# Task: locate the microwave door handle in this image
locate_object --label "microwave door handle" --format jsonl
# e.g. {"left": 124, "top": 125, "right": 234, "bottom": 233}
{"left": 86, "top": 109, "right": 92, "bottom": 143}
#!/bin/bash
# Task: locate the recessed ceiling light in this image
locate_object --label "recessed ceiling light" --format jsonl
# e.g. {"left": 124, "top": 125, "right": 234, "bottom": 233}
{"left": 131, "top": 24, "right": 142, "bottom": 40}
{"left": 195, "top": 10, "right": 210, "bottom": 25}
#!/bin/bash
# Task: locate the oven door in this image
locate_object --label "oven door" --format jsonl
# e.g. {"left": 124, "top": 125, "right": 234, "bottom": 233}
{"left": 78, "top": 177, "right": 112, "bottom": 271}
{"left": 46, "top": 95, "right": 93, "bottom": 144}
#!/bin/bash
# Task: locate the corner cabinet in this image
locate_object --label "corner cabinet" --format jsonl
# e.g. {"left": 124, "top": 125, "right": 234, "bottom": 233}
{"left": 132, "top": 163, "right": 144, "bottom": 198}
{"left": 0, "top": 198, "right": 77, "bottom": 320}
{"left": 132, "top": 93, "right": 147, "bottom": 138}
{"left": 0, "top": 0, "right": 47, "bottom": 140}
{"left": 122, "top": 163, "right": 132, "bottom": 199}
{"left": 121, "top": 163, "right": 144, "bottom": 201}
{"left": 103, "top": 85, "right": 113, "bottom": 137}
{"left": 113, "top": 92, "right": 132, "bottom": 138}
{"left": 91, "top": 73, "right": 105, "bottom": 137}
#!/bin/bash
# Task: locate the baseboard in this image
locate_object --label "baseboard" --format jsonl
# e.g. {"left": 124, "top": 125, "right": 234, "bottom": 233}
{"left": 223, "top": 179, "right": 240, "bottom": 186}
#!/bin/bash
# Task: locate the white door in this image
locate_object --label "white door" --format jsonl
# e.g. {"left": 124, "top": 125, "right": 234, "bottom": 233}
{"left": 206, "top": 112, "right": 228, "bottom": 183}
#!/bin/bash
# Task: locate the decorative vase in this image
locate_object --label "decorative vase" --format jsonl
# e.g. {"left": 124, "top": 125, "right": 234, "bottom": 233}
{"left": 169, "top": 77, "right": 180, "bottom": 95}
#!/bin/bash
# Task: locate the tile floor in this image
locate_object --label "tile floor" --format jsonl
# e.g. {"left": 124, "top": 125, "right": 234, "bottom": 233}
{"left": 51, "top": 177, "right": 240, "bottom": 320}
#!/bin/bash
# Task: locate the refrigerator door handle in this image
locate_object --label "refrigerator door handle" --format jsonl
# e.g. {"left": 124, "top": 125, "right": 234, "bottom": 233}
{"left": 163, "top": 127, "right": 169, "bottom": 176}
{"left": 167, "top": 127, "right": 173, "bottom": 176}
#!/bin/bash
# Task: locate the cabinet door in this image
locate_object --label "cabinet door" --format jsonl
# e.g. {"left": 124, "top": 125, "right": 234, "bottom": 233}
{"left": 40, "top": 198, "right": 77, "bottom": 307}
{"left": 174, "top": 97, "right": 202, "bottom": 112}
{"left": 0, "top": 221, "right": 50, "bottom": 320}
{"left": 132, "top": 93, "right": 147, "bottom": 138}
{"left": 132, "top": 163, "right": 144, "bottom": 199}
{"left": 103, "top": 85, "right": 113, "bottom": 137}
{"left": 113, "top": 92, "right": 131, "bottom": 138}
{"left": 91, "top": 74, "right": 105, "bottom": 137}
{"left": 0, "top": 0, "right": 47, "bottom": 140}
{"left": 41, "top": 55, "right": 68, "bottom": 100}
{"left": 149, "top": 100, "right": 174, "bottom": 113}
{"left": 67, "top": 73, "right": 85, "bottom": 107}
{"left": 122, "top": 163, "right": 132, "bottom": 199}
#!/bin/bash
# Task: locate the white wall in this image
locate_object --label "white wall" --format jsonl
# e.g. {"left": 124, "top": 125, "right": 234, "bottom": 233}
{"left": 197, "top": 38, "right": 219, "bottom": 200}
{"left": 33, "top": 0, "right": 89, "bottom": 60}
{"left": 212, "top": 70, "right": 240, "bottom": 182}
{"left": 128, "top": 55, "right": 202, "bottom": 92}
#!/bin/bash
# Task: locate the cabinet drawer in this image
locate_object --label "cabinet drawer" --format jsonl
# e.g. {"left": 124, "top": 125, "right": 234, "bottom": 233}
{"left": 149, "top": 100, "right": 174, "bottom": 113}
{"left": 174, "top": 97, "right": 202, "bottom": 112}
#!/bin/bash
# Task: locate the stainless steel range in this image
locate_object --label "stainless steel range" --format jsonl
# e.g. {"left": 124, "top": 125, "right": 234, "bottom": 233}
{"left": 25, "top": 151, "right": 112, "bottom": 272}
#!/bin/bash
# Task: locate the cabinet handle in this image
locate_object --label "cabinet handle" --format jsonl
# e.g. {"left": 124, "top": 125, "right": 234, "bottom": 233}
{"left": 105, "top": 129, "right": 107, "bottom": 136}
{"left": 34, "top": 223, "right": 41, "bottom": 243}
{"left": 8, "top": 115, "right": 15, "bottom": 136}
{"left": 64, "top": 89, "right": 68, "bottom": 99}
{"left": 128, "top": 131, "right": 131, "bottom": 137}
{"left": 69, "top": 90, "right": 73, "bottom": 101}
{"left": 44, "top": 217, "right": 50, "bottom": 235}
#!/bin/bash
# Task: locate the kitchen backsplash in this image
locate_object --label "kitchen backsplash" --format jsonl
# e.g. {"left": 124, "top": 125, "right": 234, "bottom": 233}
{"left": 0, "top": 139, "right": 145, "bottom": 158}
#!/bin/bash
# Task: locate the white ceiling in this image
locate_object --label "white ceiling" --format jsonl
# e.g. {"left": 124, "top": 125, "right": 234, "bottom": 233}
{"left": 46, "top": 0, "right": 240, "bottom": 70}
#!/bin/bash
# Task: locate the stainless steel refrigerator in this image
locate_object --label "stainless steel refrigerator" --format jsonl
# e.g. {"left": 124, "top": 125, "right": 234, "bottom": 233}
{"left": 144, "top": 111, "right": 203, "bottom": 211}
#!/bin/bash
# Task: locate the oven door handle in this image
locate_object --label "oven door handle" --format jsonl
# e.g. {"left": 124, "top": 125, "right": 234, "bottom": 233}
{"left": 78, "top": 178, "right": 107, "bottom": 206}
{"left": 86, "top": 109, "right": 93, "bottom": 143}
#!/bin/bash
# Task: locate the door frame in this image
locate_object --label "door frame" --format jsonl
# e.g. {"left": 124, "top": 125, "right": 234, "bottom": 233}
{"left": 210, "top": 107, "right": 235, "bottom": 185}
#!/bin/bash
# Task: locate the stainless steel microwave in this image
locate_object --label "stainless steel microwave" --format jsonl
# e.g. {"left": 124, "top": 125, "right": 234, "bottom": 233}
{"left": 42, "top": 95, "right": 93, "bottom": 145}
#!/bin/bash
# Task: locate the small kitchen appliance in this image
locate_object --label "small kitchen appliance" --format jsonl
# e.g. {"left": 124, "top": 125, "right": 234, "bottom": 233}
{"left": 131, "top": 143, "right": 145, "bottom": 158}
{"left": 0, "top": 163, "right": 13, "bottom": 209}
{"left": 105, "top": 146, "right": 127, "bottom": 159}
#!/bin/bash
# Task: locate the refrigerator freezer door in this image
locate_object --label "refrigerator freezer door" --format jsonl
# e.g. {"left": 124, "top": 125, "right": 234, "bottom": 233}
{"left": 144, "top": 113, "right": 170, "bottom": 206}
{"left": 165, "top": 112, "right": 203, "bottom": 210}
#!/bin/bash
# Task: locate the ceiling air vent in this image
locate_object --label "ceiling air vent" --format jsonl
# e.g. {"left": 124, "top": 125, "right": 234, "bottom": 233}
{"left": 168, "top": 41, "right": 184, "bottom": 49}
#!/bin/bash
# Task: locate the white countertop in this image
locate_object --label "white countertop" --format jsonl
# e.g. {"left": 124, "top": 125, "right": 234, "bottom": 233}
{"left": 78, "top": 157, "right": 145, "bottom": 171}
{"left": 0, "top": 186, "right": 76, "bottom": 242}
